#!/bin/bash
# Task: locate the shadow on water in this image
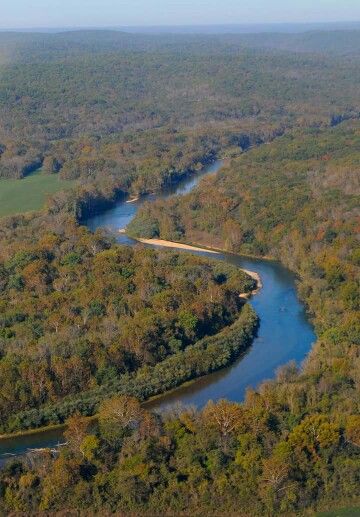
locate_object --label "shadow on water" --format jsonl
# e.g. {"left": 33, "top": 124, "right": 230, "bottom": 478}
{"left": 0, "top": 159, "right": 315, "bottom": 459}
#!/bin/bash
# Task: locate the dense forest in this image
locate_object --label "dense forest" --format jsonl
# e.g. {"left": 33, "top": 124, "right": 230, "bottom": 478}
{"left": 1, "top": 29, "right": 360, "bottom": 197}
{"left": 0, "top": 212, "right": 256, "bottom": 431}
{"left": 126, "top": 121, "right": 360, "bottom": 512}
{"left": 0, "top": 29, "right": 359, "bottom": 515}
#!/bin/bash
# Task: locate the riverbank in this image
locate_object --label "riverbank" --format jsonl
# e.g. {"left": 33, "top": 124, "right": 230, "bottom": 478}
{"left": 136, "top": 238, "right": 263, "bottom": 296}
{"left": 0, "top": 157, "right": 314, "bottom": 457}
{"left": 0, "top": 304, "right": 258, "bottom": 455}
{"left": 137, "top": 238, "right": 220, "bottom": 254}
{"left": 0, "top": 422, "right": 66, "bottom": 441}
{"left": 239, "top": 268, "right": 262, "bottom": 297}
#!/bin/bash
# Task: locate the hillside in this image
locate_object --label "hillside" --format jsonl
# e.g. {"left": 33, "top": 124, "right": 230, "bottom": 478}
{"left": 1, "top": 30, "right": 360, "bottom": 192}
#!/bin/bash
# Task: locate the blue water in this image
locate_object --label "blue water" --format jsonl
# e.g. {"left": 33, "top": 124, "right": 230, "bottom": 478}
{"left": 145, "top": 251, "right": 314, "bottom": 410}
{"left": 0, "top": 159, "right": 315, "bottom": 459}
{"left": 85, "top": 159, "right": 315, "bottom": 410}
{"left": 85, "top": 159, "right": 223, "bottom": 246}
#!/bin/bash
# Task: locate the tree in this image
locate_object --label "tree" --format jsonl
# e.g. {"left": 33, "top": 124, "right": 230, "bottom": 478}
{"left": 98, "top": 395, "right": 143, "bottom": 446}
{"left": 202, "top": 399, "right": 244, "bottom": 439}
{"left": 99, "top": 395, "right": 142, "bottom": 429}
{"left": 64, "top": 415, "right": 90, "bottom": 456}
{"left": 288, "top": 415, "right": 340, "bottom": 457}
{"left": 345, "top": 415, "right": 360, "bottom": 448}
{"left": 80, "top": 435, "right": 100, "bottom": 462}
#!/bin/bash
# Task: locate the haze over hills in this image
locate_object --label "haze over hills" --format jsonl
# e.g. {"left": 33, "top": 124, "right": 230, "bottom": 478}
{"left": 1, "top": 27, "right": 360, "bottom": 60}
{"left": 2, "top": 21, "right": 360, "bottom": 33}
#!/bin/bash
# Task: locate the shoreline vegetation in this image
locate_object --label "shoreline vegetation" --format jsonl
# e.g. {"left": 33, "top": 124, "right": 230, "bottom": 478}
{"left": 74, "top": 154, "right": 221, "bottom": 223}
{"left": 2, "top": 303, "right": 258, "bottom": 435}
{"left": 0, "top": 242, "right": 262, "bottom": 444}
{"left": 0, "top": 422, "right": 67, "bottom": 442}
{"left": 136, "top": 237, "right": 263, "bottom": 296}
{"left": 0, "top": 304, "right": 256, "bottom": 444}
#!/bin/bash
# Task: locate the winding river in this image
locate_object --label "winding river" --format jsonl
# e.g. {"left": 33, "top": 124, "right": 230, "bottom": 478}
{"left": 0, "top": 159, "right": 315, "bottom": 460}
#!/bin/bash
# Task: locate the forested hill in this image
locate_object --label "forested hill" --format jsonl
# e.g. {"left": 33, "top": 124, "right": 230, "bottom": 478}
{"left": 2, "top": 29, "right": 360, "bottom": 60}
{"left": 1, "top": 29, "right": 360, "bottom": 189}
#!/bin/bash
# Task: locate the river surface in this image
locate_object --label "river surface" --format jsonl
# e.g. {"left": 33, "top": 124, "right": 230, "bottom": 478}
{"left": 0, "top": 159, "right": 315, "bottom": 461}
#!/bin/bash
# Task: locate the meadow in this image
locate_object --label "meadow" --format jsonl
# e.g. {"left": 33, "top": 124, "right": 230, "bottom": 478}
{"left": 0, "top": 171, "right": 75, "bottom": 217}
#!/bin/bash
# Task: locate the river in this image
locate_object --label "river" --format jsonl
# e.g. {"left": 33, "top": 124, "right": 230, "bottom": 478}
{"left": 0, "top": 159, "right": 315, "bottom": 461}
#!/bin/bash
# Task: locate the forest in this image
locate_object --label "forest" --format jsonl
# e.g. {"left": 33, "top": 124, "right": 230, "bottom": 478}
{"left": 128, "top": 121, "right": 360, "bottom": 514}
{"left": 0, "top": 29, "right": 359, "bottom": 515}
{"left": 0, "top": 214, "right": 256, "bottom": 431}
{"left": 1, "top": 29, "right": 360, "bottom": 197}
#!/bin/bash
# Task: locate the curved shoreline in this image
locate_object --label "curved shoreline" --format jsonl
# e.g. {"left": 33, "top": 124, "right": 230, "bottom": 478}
{"left": 0, "top": 240, "right": 262, "bottom": 447}
{"left": 0, "top": 158, "right": 314, "bottom": 458}
{"left": 0, "top": 304, "right": 258, "bottom": 449}
{"left": 136, "top": 237, "right": 263, "bottom": 296}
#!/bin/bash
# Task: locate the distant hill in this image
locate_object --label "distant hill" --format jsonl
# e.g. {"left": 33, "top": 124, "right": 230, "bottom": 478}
{"left": 1, "top": 28, "right": 360, "bottom": 62}
{"left": 3, "top": 21, "right": 360, "bottom": 34}
{"left": 1, "top": 27, "right": 360, "bottom": 183}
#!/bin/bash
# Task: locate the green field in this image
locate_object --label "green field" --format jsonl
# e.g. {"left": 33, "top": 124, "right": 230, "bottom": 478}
{"left": 0, "top": 172, "right": 76, "bottom": 217}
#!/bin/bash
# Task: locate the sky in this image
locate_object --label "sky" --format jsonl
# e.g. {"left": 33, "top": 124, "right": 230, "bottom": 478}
{"left": 1, "top": 0, "right": 360, "bottom": 30}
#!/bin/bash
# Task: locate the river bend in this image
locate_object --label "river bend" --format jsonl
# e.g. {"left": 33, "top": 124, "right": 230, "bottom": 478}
{"left": 0, "top": 160, "right": 315, "bottom": 459}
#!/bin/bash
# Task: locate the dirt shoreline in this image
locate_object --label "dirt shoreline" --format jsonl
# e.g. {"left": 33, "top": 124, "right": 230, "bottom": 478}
{"left": 137, "top": 238, "right": 220, "bottom": 254}
{"left": 136, "top": 238, "right": 262, "bottom": 296}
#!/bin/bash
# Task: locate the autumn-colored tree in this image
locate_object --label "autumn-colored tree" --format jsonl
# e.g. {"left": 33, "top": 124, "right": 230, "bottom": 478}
{"left": 99, "top": 395, "right": 142, "bottom": 429}
{"left": 64, "top": 415, "right": 90, "bottom": 456}
{"left": 80, "top": 435, "right": 100, "bottom": 462}
{"left": 345, "top": 415, "right": 360, "bottom": 448}
{"left": 99, "top": 395, "right": 143, "bottom": 446}
{"left": 288, "top": 415, "right": 340, "bottom": 458}
{"left": 202, "top": 399, "right": 244, "bottom": 447}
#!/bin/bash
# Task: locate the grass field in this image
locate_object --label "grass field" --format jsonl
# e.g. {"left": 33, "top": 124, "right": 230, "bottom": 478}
{"left": 317, "top": 507, "right": 360, "bottom": 517}
{"left": 0, "top": 171, "right": 76, "bottom": 217}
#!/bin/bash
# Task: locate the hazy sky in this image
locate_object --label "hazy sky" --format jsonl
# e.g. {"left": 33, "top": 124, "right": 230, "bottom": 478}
{"left": 2, "top": 0, "right": 360, "bottom": 29}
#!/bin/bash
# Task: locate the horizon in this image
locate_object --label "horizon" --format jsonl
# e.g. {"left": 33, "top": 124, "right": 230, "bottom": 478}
{"left": 2, "top": 20, "right": 360, "bottom": 34}
{"left": 2, "top": 0, "right": 360, "bottom": 31}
